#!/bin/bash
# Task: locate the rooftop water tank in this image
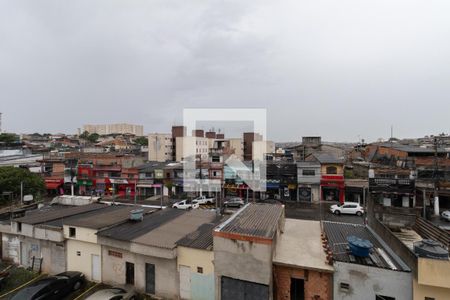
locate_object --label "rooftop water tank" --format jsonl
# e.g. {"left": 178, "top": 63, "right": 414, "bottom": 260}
{"left": 347, "top": 235, "right": 373, "bottom": 257}
{"left": 130, "top": 209, "right": 144, "bottom": 222}
{"left": 413, "top": 239, "right": 449, "bottom": 260}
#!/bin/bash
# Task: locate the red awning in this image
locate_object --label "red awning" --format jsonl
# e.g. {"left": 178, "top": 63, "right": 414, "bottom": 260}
{"left": 45, "top": 180, "right": 63, "bottom": 190}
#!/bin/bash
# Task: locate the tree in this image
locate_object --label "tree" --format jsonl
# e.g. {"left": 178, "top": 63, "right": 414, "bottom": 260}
{"left": 87, "top": 133, "right": 100, "bottom": 143}
{"left": 0, "top": 133, "right": 18, "bottom": 143}
{"left": 0, "top": 167, "right": 45, "bottom": 202}
{"left": 134, "top": 136, "right": 148, "bottom": 147}
{"left": 79, "top": 131, "right": 90, "bottom": 139}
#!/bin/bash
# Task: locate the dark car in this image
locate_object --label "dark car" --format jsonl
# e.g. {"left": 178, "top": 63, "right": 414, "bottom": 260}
{"left": 11, "top": 271, "right": 85, "bottom": 300}
{"left": 223, "top": 197, "right": 245, "bottom": 208}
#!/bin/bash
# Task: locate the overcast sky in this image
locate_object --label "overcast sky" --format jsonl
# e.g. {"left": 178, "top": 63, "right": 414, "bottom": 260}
{"left": 1, "top": 0, "right": 450, "bottom": 142}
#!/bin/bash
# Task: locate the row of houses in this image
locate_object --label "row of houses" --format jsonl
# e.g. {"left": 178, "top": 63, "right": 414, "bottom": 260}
{"left": 2, "top": 199, "right": 448, "bottom": 299}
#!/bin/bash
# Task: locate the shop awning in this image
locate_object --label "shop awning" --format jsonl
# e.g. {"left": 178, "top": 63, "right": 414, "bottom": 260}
{"left": 109, "top": 179, "right": 129, "bottom": 185}
{"left": 45, "top": 179, "right": 63, "bottom": 190}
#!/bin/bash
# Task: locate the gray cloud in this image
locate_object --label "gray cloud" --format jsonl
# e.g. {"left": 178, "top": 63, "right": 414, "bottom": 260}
{"left": 1, "top": 0, "right": 449, "bottom": 142}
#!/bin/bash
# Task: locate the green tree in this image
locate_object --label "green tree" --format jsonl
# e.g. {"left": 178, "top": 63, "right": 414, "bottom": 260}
{"left": 134, "top": 136, "right": 148, "bottom": 147}
{"left": 79, "top": 131, "right": 90, "bottom": 139}
{"left": 0, "top": 167, "right": 45, "bottom": 202}
{"left": 0, "top": 133, "right": 19, "bottom": 143}
{"left": 87, "top": 133, "right": 100, "bottom": 143}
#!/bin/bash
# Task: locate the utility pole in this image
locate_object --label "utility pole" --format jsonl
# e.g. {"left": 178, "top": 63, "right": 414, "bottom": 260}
{"left": 433, "top": 137, "right": 440, "bottom": 216}
{"left": 20, "top": 181, "right": 23, "bottom": 205}
{"left": 134, "top": 179, "right": 137, "bottom": 204}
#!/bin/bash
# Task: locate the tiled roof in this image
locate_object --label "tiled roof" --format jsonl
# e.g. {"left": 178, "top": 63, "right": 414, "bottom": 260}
{"left": 311, "top": 152, "right": 344, "bottom": 164}
{"left": 215, "top": 203, "right": 284, "bottom": 240}
{"left": 14, "top": 203, "right": 106, "bottom": 225}
{"left": 323, "top": 221, "right": 409, "bottom": 272}
{"left": 176, "top": 217, "right": 225, "bottom": 250}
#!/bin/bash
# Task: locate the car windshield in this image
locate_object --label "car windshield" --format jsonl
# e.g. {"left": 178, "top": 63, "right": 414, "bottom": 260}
{"left": 110, "top": 288, "right": 126, "bottom": 294}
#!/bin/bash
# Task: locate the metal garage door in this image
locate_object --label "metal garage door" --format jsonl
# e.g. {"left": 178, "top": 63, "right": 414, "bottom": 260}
{"left": 221, "top": 276, "right": 269, "bottom": 300}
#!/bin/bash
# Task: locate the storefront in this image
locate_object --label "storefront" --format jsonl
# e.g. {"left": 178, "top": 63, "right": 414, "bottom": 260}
{"left": 321, "top": 175, "right": 345, "bottom": 203}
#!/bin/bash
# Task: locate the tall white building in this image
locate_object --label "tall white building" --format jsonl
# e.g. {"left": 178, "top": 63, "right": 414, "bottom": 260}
{"left": 83, "top": 123, "right": 144, "bottom": 136}
{"left": 252, "top": 140, "right": 275, "bottom": 161}
{"left": 176, "top": 136, "right": 210, "bottom": 162}
{"left": 148, "top": 133, "right": 173, "bottom": 162}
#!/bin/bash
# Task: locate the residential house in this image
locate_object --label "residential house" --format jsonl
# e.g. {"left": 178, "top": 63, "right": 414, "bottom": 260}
{"left": 63, "top": 205, "right": 154, "bottom": 281}
{"left": 323, "top": 221, "right": 412, "bottom": 300}
{"left": 97, "top": 209, "right": 217, "bottom": 299}
{"left": 176, "top": 219, "right": 223, "bottom": 300}
{"left": 297, "top": 161, "right": 321, "bottom": 203}
{"left": 306, "top": 152, "right": 345, "bottom": 202}
{"left": 273, "top": 219, "right": 334, "bottom": 300}
{"left": 213, "top": 203, "right": 284, "bottom": 300}
{"left": 1, "top": 203, "right": 105, "bottom": 274}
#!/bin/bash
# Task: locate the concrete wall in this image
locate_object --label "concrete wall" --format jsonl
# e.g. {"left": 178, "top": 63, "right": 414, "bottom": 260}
{"left": 333, "top": 261, "right": 412, "bottom": 300}
{"left": 66, "top": 239, "right": 101, "bottom": 281}
{"left": 178, "top": 246, "right": 214, "bottom": 275}
{"left": 101, "top": 245, "right": 179, "bottom": 299}
{"left": 214, "top": 236, "right": 274, "bottom": 300}
{"left": 178, "top": 246, "right": 215, "bottom": 300}
{"left": 2, "top": 233, "right": 20, "bottom": 264}
{"left": 417, "top": 257, "right": 450, "bottom": 289}
{"left": 413, "top": 277, "right": 450, "bottom": 300}
{"left": 64, "top": 226, "right": 98, "bottom": 244}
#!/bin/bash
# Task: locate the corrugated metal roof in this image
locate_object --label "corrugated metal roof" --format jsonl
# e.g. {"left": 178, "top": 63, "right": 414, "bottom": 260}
{"left": 63, "top": 205, "right": 155, "bottom": 229}
{"left": 311, "top": 152, "right": 344, "bottom": 164}
{"left": 216, "top": 203, "right": 283, "bottom": 239}
{"left": 14, "top": 203, "right": 106, "bottom": 225}
{"left": 176, "top": 217, "right": 225, "bottom": 250}
{"left": 97, "top": 208, "right": 184, "bottom": 241}
{"left": 133, "top": 209, "right": 217, "bottom": 249}
{"left": 323, "top": 221, "right": 409, "bottom": 271}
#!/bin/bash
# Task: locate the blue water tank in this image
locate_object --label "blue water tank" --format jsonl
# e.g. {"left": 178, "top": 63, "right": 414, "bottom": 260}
{"left": 347, "top": 235, "right": 373, "bottom": 257}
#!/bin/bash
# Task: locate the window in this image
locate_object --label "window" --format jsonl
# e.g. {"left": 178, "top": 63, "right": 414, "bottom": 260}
{"left": 375, "top": 296, "right": 395, "bottom": 300}
{"left": 326, "top": 166, "right": 337, "bottom": 174}
{"left": 302, "top": 169, "right": 315, "bottom": 176}
{"left": 340, "top": 282, "right": 350, "bottom": 292}
{"left": 17, "top": 222, "right": 22, "bottom": 232}
{"left": 69, "top": 227, "right": 76, "bottom": 238}
{"left": 108, "top": 250, "right": 123, "bottom": 258}
{"left": 197, "top": 267, "right": 203, "bottom": 274}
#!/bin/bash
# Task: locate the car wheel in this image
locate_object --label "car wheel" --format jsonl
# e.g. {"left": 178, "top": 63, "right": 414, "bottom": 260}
{"left": 334, "top": 210, "right": 341, "bottom": 215}
{"left": 356, "top": 211, "right": 363, "bottom": 216}
{"left": 73, "top": 280, "right": 82, "bottom": 291}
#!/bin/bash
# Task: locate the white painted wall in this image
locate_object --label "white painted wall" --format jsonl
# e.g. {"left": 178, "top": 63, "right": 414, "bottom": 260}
{"left": 333, "top": 261, "right": 412, "bottom": 300}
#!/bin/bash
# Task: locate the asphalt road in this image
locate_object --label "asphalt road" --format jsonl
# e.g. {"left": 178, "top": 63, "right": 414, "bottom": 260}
{"left": 284, "top": 201, "right": 366, "bottom": 224}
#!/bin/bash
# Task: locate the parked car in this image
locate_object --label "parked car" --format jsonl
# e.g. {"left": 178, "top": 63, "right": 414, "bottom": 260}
{"left": 223, "top": 197, "right": 245, "bottom": 208}
{"left": 11, "top": 271, "right": 85, "bottom": 300}
{"left": 441, "top": 210, "right": 450, "bottom": 221}
{"left": 330, "top": 202, "right": 364, "bottom": 216}
{"left": 85, "top": 286, "right": 136, "bottom": 300}
{"left": 172, "top": 199, "right": 199, "bottom": 210}
{"left": 192, "top": 195, "right": 215, "bottom": 205}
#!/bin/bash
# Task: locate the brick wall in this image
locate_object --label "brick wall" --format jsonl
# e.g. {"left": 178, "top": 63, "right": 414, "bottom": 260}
{"left": 273, "top": 265, "right": 332, "bottom": 300}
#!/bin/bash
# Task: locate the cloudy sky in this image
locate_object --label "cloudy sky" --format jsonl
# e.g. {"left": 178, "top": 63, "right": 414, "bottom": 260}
{"left": 1, "top": 0, "right": 449, "bottom": 142}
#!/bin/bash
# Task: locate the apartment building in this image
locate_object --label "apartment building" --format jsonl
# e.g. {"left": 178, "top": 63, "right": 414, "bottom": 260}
{"left": 83, "top": 123, "right": 144, "bottom": 136}
{"left": 148, "top": 133, "right": 173, "bottom": 162}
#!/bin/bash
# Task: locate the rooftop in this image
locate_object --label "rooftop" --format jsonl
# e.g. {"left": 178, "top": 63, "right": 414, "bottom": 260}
{"left": 214, "top": 203, "right": 284, "bottom": 242}
{"left": 309, "top": 152, "right": 344, "bottom": 164}
{"left": 176, "top": 217, "right": 225, "bottom": 251}
{"left": 274, "top": 219, "right": 334, "bottom": 273}
{"left": 14, "top": 203, "right": 106, "bottom": 225}
{"left": 63, "top": 205, "right": 155, "bottom": 229}
{"left": 323, "top": 221, "right": 410, "bottom": 272}
{"left": 97, "top": 208, "right": 185, "bottom": 241}
{"left": 133, "top": 209, "right": 217, "bottom": 249}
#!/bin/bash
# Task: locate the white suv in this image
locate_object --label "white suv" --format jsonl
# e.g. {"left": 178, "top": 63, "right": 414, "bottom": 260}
{"left": 330, "top": 202, "right": 364, "bottom": 216}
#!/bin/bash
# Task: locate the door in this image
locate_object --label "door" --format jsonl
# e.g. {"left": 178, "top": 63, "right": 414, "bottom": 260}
{"left": 221, "top": 276, "right": 269, "bottom": 300}
{"left": 179, "top": 265, "right": 191, "bottom": 299}
{"left": 298, "top": 188, "right": 311, "bottom": 202}
{"left": 126, "top": 262, "right": 135, "bottom": 285}
{"left": 290, "top": 278, "right": 304, "bottom": 300}
{"left": 145, "top": 263, "right": 155, "bottom": 294}
{"left": 91, "top": 254, "right": 101, "bottom": 282}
